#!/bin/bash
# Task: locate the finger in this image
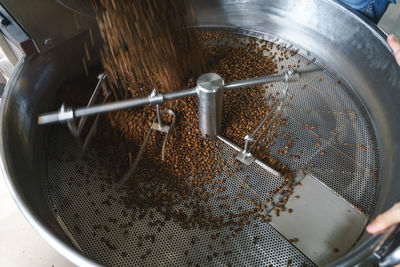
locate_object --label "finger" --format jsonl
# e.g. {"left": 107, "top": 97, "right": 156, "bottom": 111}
{"left": 387, "top": 34, "right": 400, "bottom": 66}
{"left": 366, "top": 203, "right": 400, "bottom": 234}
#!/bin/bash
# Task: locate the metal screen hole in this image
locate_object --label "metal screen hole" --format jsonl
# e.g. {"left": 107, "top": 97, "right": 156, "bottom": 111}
{"left": 44, "top": 29, "right": 381, "bottom": 266}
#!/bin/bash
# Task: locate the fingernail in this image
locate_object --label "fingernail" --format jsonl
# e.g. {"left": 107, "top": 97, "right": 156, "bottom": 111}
{"left": 388, "top": 34, "right": 395, "bottom": 41}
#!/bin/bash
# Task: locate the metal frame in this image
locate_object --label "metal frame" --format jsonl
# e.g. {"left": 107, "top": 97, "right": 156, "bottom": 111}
{"left": 37, "top": 70, "right": 305, "bottom": 125}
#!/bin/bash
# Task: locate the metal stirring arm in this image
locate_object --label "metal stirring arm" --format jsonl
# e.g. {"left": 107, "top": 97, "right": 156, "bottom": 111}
{"left": 237, "top": 79, "right": 290, "bottom": 165}
{"left": 115, "top": 125, "right": 153, "bottom": 189}
{"left": 40, "top": 69, "right": 318, "bottom": 180}
{"left": 115, "top": 99, "right": 176, "bottom": 189}
{"left": 152, "top": 108, "right": 176, "bottom": 161}
{"left": 37, "top": 69, "right": 321, "bottom": 125}
{"left": 65, "top": 73, "right": 109, "bottom": 152}
{"left": 242, "top": 102, "right": 281, "bottom": 154}
{"left": 77, "top": 73, "right": 107, "bottom": 134}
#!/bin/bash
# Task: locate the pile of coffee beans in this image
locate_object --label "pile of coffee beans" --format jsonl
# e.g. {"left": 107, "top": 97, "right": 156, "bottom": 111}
{"left": 90, "top": 32, "right": 299, "bottom": 232}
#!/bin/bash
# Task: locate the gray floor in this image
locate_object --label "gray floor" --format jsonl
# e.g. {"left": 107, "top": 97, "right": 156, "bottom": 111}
{"left": 379, "top": 2, "right": 400, "bottom": 37}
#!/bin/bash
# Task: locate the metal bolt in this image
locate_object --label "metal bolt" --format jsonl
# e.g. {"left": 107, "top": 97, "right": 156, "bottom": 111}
{"left": 1, "top": 18, "right": 10, "bottom": 26}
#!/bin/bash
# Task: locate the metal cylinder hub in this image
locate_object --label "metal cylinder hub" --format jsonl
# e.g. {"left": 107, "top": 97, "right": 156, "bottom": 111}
{"left": 196, "top": 73, "right": 224, "bottom": 139}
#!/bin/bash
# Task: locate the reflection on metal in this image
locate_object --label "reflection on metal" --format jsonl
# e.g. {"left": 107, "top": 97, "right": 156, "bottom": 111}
{"left": 0, "top": 33, "right": 17, "bottom": 65}
{"left": 236, "top": 70, "right": 294, "bottom": 165}
{"left": 372, "top": 225, "right": 400, "bottom": 267}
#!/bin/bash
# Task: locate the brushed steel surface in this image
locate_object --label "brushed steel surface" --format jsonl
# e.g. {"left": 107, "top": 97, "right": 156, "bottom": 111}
{"left": 0, "top": 30, "right": 102, "bottom": 266}
{"left": 270, "top": 174, "right": 368, "bottom": 266}
{"left": 197, "top": 73, "right": 224, "bottom": 139}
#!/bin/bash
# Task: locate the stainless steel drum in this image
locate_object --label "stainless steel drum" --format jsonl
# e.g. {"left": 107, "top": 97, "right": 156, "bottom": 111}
{"left": 1, "top": 0, "right": 400, "bottom": 266}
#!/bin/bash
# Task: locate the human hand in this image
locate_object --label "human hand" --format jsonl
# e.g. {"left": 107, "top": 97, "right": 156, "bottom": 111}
{"left": 388, "top": 34, "right": 400, "bottom": 66}
{"left": 366, "top": 202, "right": 400, "bottom": 234}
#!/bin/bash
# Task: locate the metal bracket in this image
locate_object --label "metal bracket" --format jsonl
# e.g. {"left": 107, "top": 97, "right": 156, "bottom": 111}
{"left": 217, "top": 135, "right": 281, "bottom": 177}
{"left": 65, "top": 73, "right": 109, "bottom": 152}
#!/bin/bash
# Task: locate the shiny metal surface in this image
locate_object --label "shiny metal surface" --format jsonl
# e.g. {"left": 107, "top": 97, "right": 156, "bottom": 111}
{"left": 270, "top": 174, "right": 368, "bottom": 266}
{"left": 224, "top": 69, "right": 299, "bottom": 90}
{"left": 38, "top": 71, "right": 305, "bottom": 125}
{"left": 0, "top": 4, "right": 37, "bottom": 56}
{"left": 327, "top": 226, "right": 400, "bottom": 267}
{"left": 192, "top": 1, "right": 400, "bottom": 264}
{"left": 0, "top": 34, "right": 17, "bottom": 80}
{"left": 0, "top": 30, "right": 102, "bottom": 266}
{"left": 217, "top": 135, "right": 282, "bottom": 177}
{"left": 45, "top": 127, "right": 316, "bottom": 266}
{"left": 240, "top": 104, "right": 282, "bottom": 157}
{"left": 381, "top": 249, "right": 400, "bottom": 267}
{"left": 38, "top": 87, "right": 198, "bottom": 124}
{"left": 1, "top": 0, "right": 400, "bottom": 266}
{"left": 196, "top": 73, "right": 224, "bottom": 139}
{"left": 77, "top": 73, "right": 107, "bottom": 134}
{"left": 235, "top": 103, "right": 283, "bottom": 169}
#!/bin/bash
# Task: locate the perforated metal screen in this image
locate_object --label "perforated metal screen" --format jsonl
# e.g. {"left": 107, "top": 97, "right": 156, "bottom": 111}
{"left": 44, "top": 29, "right": 380, "bottom": 266}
